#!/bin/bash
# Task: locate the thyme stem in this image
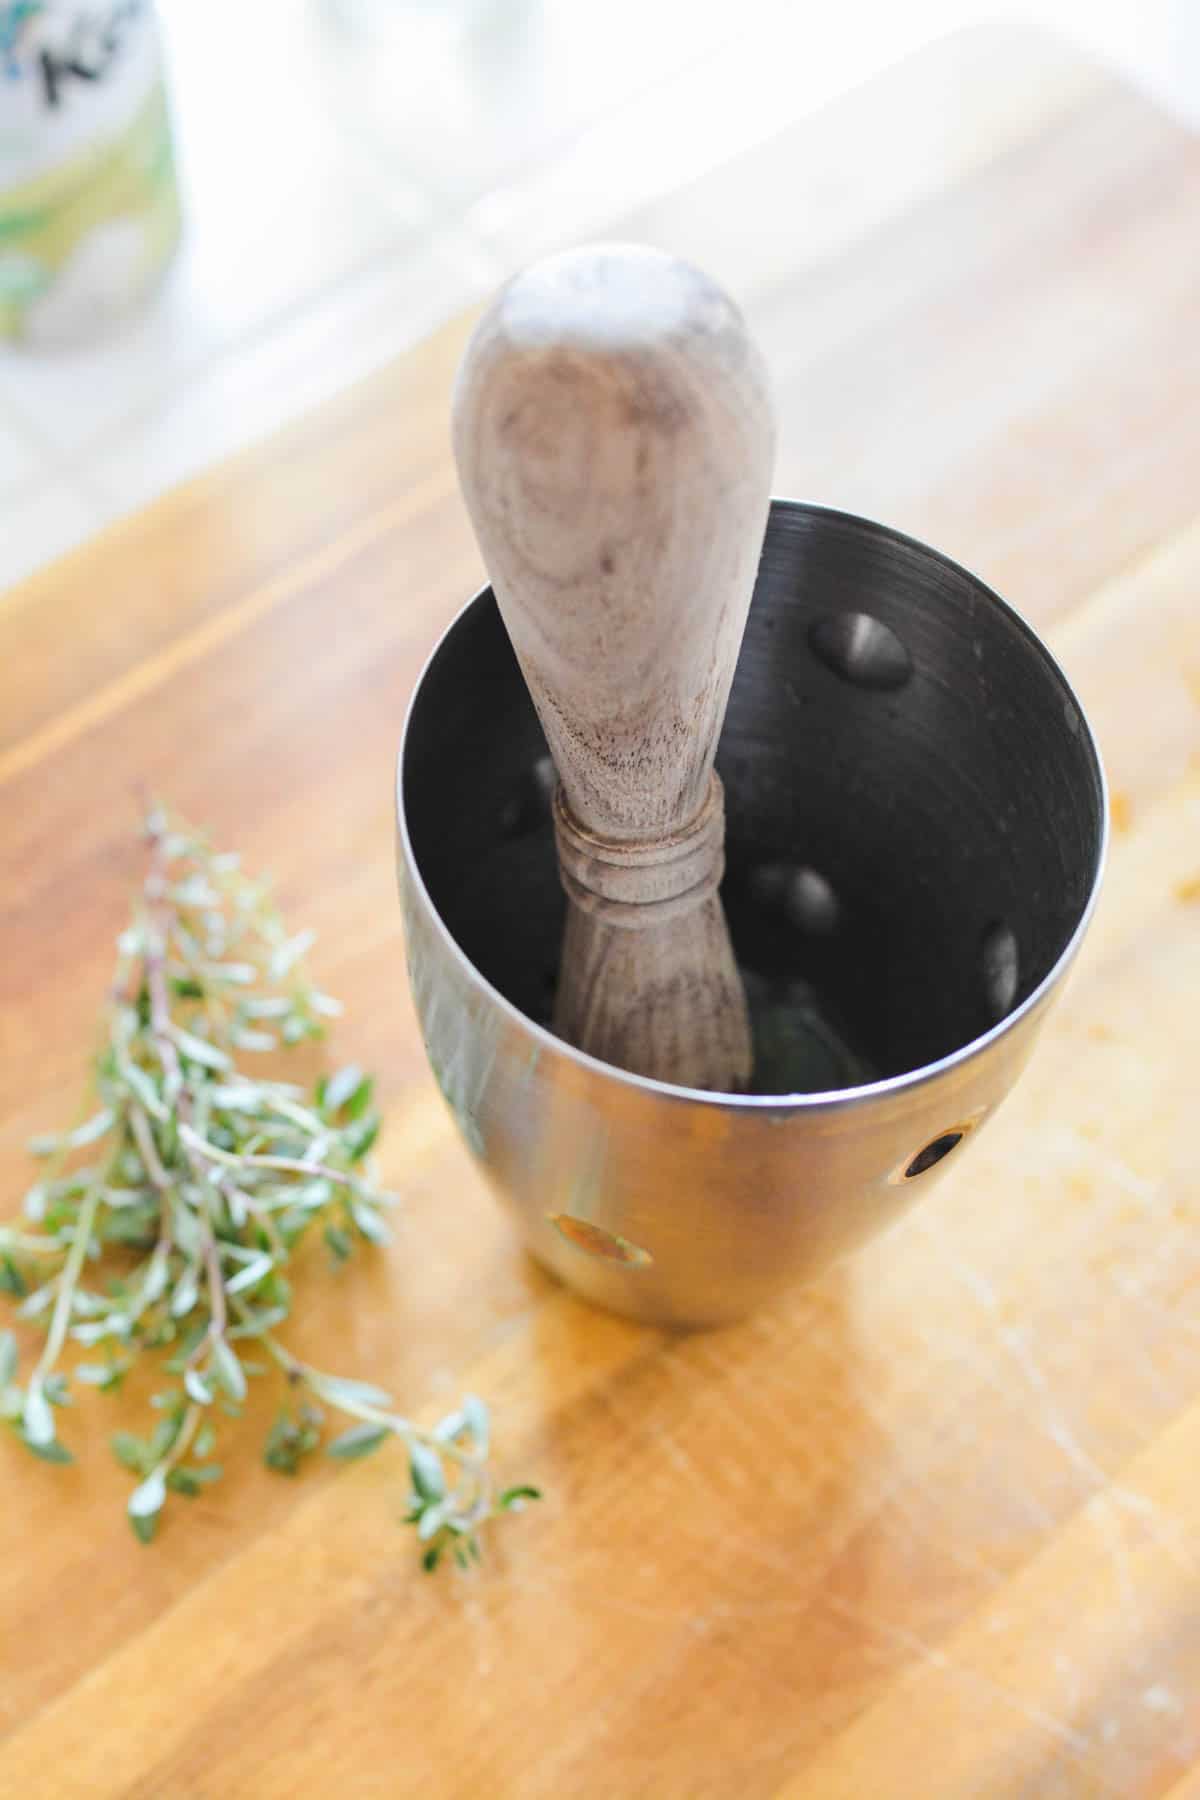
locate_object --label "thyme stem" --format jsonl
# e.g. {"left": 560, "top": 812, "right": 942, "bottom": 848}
{"left": 0, "top": 804, "right": 536, "bottom": 1564}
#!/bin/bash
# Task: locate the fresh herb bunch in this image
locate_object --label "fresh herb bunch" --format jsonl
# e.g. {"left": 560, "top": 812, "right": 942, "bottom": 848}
{"left": 0, "top": 807, "right": 538, "bottom": 1566}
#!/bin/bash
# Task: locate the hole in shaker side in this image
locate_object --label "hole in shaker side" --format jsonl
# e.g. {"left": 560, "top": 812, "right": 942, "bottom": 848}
{"left": 546, "top": 1214, "right": 654, "bottom": 1268}
{"left": 808, "top": 612, "right": 913, "bottom": 691}
{"left": 750, "top": 862, "right": 840, "bottom": 935}
{"left": 981, "top": 920, "right": 1020, "bottom": 1020}
{"left": 904, "top": 1130, "right": 966, "bottom": 1179}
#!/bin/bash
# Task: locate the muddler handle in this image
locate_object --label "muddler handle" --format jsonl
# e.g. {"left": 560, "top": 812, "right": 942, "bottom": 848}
{"left": 452, "top": 243, "right": 776, "bottom": 1091}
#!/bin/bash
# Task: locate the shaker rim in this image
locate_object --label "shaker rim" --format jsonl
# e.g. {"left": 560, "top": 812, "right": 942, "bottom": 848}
{"left": 397, "top": 498, "right": 1110, "bottom": 1115}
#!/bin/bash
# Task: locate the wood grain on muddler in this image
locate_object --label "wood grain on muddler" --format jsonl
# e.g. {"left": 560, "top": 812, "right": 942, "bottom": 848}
{"left": 451, "top": 243, "right": 776, "bottom": 1090}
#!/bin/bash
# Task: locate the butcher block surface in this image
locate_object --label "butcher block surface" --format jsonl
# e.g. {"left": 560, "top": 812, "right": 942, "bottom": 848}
{"left": 2, "top": 26, "right": 1199, "bottom": 1798}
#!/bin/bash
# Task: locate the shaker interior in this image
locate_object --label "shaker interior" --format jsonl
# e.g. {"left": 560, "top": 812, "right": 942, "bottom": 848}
{"left": 403, "top": 502, "right": 1105, "bottom": 1093}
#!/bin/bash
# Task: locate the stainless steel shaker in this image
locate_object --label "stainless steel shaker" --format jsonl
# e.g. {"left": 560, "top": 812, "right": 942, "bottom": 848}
{"left": 396, "top": 499, "right": 1106, "bottom": 1326}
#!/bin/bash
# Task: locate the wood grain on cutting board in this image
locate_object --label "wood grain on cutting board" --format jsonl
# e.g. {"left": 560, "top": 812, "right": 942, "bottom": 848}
{"left": 1, "top": 24, "right": 1199, "bottom": 1798}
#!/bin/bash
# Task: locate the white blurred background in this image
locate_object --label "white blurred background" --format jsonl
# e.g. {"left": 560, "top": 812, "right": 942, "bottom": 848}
{"left": 0, "top": 0, "right": 1197, "bottom": 592}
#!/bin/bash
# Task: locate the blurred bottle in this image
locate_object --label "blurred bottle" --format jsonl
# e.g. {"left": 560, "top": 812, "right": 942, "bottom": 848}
{"left": 0, "top": 1, "right": 181, "bottom": 346}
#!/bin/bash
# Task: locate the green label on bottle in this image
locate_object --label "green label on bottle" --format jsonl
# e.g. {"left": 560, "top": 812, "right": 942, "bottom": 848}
{"left": 0, "top": 3, "right": 181, "bottom": 342}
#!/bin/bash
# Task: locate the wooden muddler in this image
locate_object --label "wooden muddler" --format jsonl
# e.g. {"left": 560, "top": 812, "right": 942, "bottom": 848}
{"left": 452, "top": 244, "right": 776, "bottom": 1091}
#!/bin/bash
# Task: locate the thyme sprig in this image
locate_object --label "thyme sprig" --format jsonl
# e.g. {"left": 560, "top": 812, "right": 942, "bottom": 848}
{"left": 0, "top": 807, "right": 537, "bottom": 1564}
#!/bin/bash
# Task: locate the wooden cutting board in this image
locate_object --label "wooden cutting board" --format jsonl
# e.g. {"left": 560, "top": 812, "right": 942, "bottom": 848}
{"left": 2, "top": 25, "right": 1199, "bottom": 1797}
